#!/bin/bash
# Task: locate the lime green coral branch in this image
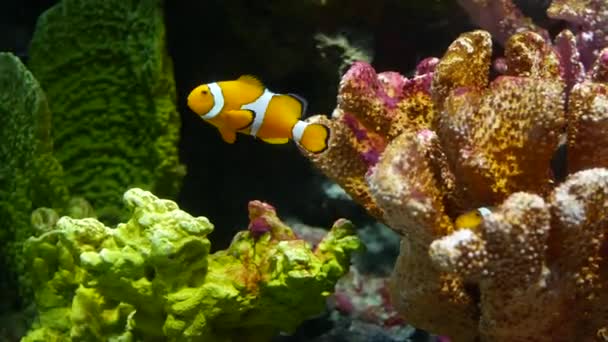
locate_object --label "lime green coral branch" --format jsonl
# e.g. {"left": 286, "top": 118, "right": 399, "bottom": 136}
{"left": 23, "top": 188, "right": 361, "bottom": 341}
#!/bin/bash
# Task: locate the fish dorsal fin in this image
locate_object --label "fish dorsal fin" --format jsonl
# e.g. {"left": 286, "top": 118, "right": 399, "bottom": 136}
{"left": 238, "top": 75, "right": 265, "bottom": 89}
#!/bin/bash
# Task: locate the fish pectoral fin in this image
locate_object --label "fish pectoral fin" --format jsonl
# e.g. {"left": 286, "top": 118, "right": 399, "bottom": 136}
{"left": 225, "top": 110, "right": 255, "bottom": 130}
{"left": 218, "top": 126, "right": 237, "bottom": 144}
{"left": 261, "top": 137, "right": 289, "bottom": 144}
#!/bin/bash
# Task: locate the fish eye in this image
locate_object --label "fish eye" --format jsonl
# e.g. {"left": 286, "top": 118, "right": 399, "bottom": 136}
{"left": 201, "top": 90, "right": 208, "bottom": 95}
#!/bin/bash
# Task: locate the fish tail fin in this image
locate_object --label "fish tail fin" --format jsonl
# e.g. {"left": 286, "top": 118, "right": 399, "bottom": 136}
{"left": 294, "top": 121, "right": 329, "bottom": 153}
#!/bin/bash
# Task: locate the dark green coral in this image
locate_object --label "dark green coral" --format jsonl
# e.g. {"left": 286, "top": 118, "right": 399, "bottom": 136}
{"left": 28, "top": 0, "right": 184, "bottom": 223}
{"left": 0, "top": 52, "right": 69, "bottom": 303}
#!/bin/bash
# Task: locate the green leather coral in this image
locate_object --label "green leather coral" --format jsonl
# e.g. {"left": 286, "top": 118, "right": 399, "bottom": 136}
{"left": 0, "top": 52, "right": 69, "bottom": 302}
{"left": 23, "top": 188, "right": 362, "bottom": 341}
{"left": 28, "top": 0, "right": 185, "bottom": 223}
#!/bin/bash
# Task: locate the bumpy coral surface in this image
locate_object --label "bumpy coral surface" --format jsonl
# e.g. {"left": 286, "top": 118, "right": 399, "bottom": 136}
{"left": 460, "top": 0, "right": 608, "bottom": 69}
{"left": 547, "top": 0, "right": 608, "bottom": 67}
{"left": 430, "top": 168, "right": 608, "bottom": 341}
{"left": 28, "top": 0, "right": 184, "bottom": 222}
{"left": 302, "top": 57, "right": 437, "bottom": 220}
{"left": 567, "top": 48, "right": 608, "bottom": 174}
{"left": 22, "top": 188, "right": 361, "bottom": 341}
{"left": 0, "top": 52, "right": 69, "bottom": 302}
{"left": 456, "top": 0, "right": 549, "bottom": 44}
{"left": 301, "top": 2, "right": 608, "bottom": 338}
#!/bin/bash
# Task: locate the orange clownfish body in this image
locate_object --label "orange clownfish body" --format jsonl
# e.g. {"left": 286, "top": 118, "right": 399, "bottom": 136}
{"left": 187, "top": 75, "right": 329, "bottom": 153}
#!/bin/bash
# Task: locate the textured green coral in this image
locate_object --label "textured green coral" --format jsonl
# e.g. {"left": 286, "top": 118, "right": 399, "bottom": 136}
{"left": 28, "top": 0, "right": 185, "bottom": 223}
{"left": 0, "top": 52, "right": 69, "bottom": 303}
{"left": 23, "top": 188, "right": 361, "bottom": 341}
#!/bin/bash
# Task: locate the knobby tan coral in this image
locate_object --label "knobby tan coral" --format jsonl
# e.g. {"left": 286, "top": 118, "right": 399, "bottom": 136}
{"left": 301, "top": 26, "right": 608, "bottom": 341}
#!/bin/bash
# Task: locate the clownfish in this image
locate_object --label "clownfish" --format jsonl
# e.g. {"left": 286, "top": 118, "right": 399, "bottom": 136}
{"left": 187, "top": 75, "right": 330, "bottom": 153}
{"left": 454, "top": 207, "right": 493, "bottom": 231}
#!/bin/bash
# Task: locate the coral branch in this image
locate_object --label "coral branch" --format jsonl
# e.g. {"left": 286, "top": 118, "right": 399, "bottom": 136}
{"left": 302, "top": 21, "right": 608, "bottom": 340}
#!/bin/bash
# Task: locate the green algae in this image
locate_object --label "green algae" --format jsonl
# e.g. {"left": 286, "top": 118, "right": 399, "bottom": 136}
{"left": 23, "top": 188, "right": 361, "bottom": 341}
{"left": 28, "top": 0, "right": 185, "bottom": 223}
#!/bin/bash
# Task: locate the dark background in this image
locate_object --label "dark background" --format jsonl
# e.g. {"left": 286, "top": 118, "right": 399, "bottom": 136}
{"left": 2, "top": 0, "right": 478, "bottom": 249}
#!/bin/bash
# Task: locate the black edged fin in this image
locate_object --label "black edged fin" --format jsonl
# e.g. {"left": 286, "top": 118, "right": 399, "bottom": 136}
{"left": 287, "top": 93, "right": 308, "bottom": 118}
{"left": 237, "top": 109, "right": 256, "bottom": 130}
{"left": 238, "top": 75, "right": 265, "bottom": 88}
{"left": 225, "top": 109, "right": 256, "bottom": 131}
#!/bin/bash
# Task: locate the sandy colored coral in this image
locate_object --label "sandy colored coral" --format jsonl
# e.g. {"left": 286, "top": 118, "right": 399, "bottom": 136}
{"left": 567, "top": 81, "right": 608, "bottom": 173}
{"left": 435, "top": 30, "right": 565, "bottom": 209}
{"left": 430, "top": 193, "right": 560, "bottom": 341}
{"left": 503, "top": 31, "right": 562, "bottom": 79}
{"left": 302, "top": 21, "right": 608, "bottom": 340}
{"left": 22, "top": 188, "right": 361, "bottom": 341}
{"left": 302, "top": 60, "right": 437, "bottom": 221}
{"left": 431, "top": 168, "right": 608, "bottom": 341}
{"left": 305, "top": 112, "right": 385, "bottom": 219}
{"left": 369, "top": 130, "right": 478, "bottom": 340}
{"left": 431, "top": 30, "right": 492, "bottom": 112}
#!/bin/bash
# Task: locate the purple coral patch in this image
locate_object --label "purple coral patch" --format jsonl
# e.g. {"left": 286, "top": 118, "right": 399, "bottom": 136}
{"left": 343, "top": 112, "right": 369, "bottom": 141}
{"left": 601, "top": 49, "right": 608, "bottom": 64}
{"left": 403, "top": 74, "right": 434, "bottom": 96}
{"left": 342, "top": 62, "right": 402, "bottom": 110}
{"left": 342, "top": 113, "right": 383, "bottom": 168}
{"left": 493, "top": 57, "right": 509, "bottom": 74}
{"left": 362, "top": 150, "right": 381, "bottom": 167}
{"left": 554, "top": 30, "right": 585, "bottom": 93}
{"left": 415, "top": 57, "right": 439, "bottom": 75}
{"left": 248, "top": 217, "right": 271, "bottom": 239}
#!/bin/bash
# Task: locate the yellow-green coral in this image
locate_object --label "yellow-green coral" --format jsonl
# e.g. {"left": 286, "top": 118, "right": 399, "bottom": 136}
{"left": 23, "top": 188, "right": 361, "bottom": 341}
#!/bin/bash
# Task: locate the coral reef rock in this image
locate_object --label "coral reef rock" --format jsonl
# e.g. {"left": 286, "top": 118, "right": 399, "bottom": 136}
{"left": 301, "top": 14, "right": 608, "bottom": 341}
{"left": 22, "top": 188, "right": 361, "bottom": 341}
